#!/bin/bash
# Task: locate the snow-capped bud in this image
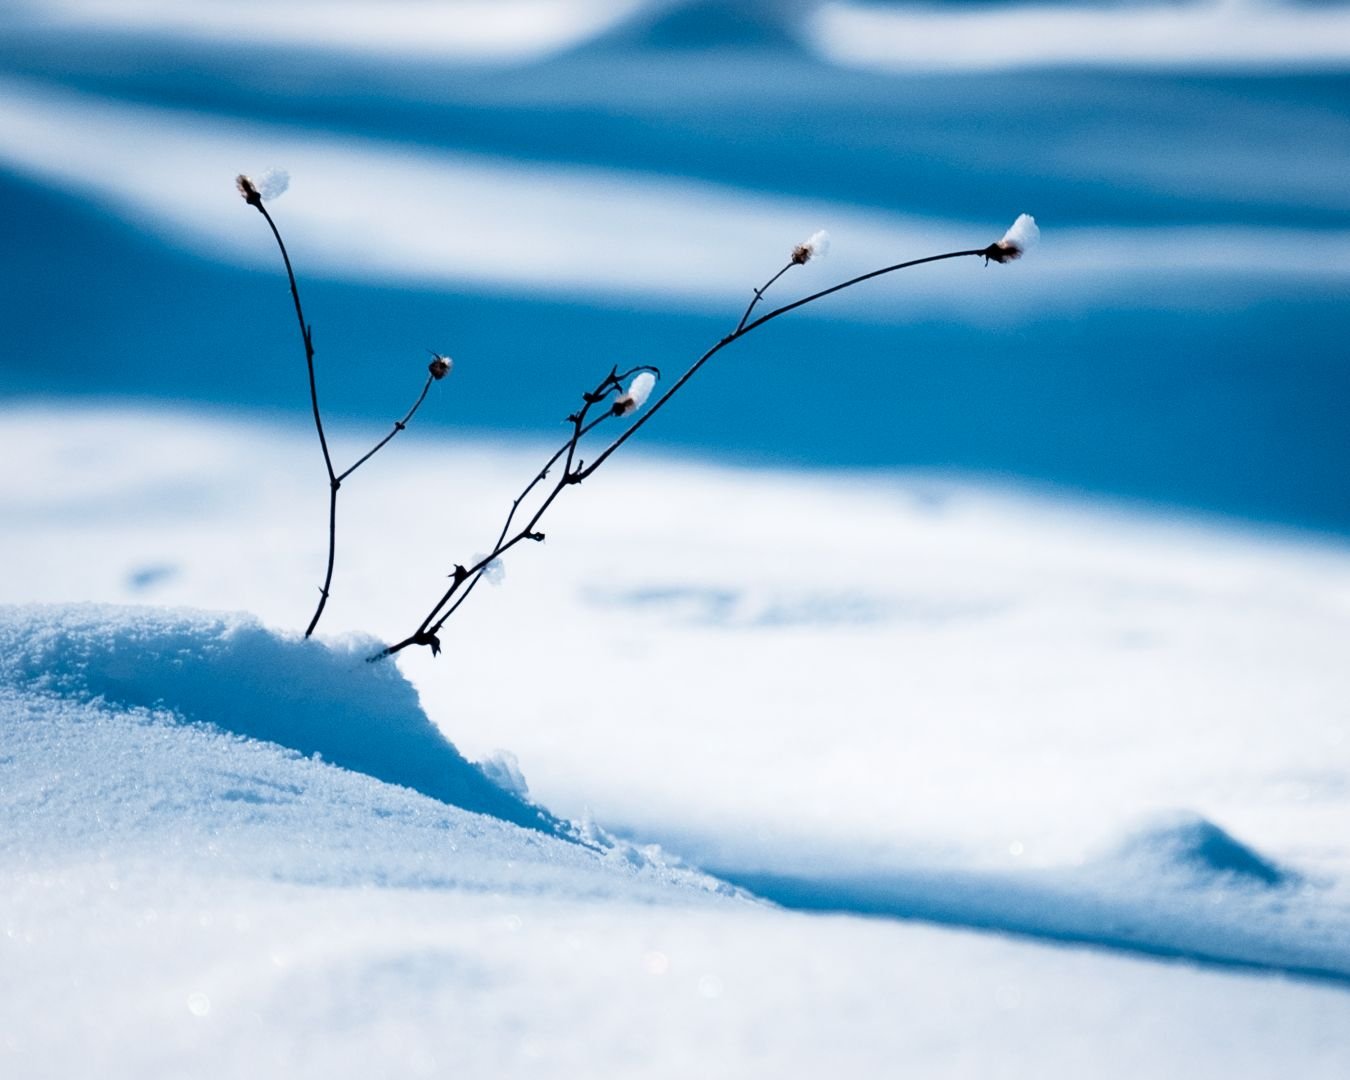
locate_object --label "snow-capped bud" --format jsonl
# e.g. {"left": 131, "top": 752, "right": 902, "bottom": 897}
{"left": 985, "top": 214, "right": 1039, "bottom": 263}
{"left": 613, "top": 371, "right": 657, "bottom": 416}
{"left": 235, "top": 173, "right": 261, "bottom": 205}
{"left": 428, "top": 354, "right": 453, "bottom": 380}
{"left": 791, "top": 229, "right": 831, "bottom": 265}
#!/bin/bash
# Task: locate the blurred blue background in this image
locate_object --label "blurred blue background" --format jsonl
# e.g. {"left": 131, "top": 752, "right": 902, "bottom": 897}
{"left": 2, "top": 0, "right": 1347, "bottom": 530}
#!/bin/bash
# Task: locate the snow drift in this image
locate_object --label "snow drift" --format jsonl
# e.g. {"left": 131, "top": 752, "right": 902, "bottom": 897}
{"left": 0, "top": 603, "right": 557, "bottom": 834}
{"left": 721, "top": 810, "right": 1350, "bottom": 987}
{"left": 3, "top": 569, "right": 1350, "bottom": 1076}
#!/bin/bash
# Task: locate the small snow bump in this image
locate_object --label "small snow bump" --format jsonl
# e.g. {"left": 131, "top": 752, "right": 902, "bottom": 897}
{"left": 1116, "top": 812, "right": 1293, "bottom": 888}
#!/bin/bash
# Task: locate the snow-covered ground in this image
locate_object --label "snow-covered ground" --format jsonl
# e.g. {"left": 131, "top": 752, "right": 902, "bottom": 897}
{"left": 4, "top": 0, "right": 1349, "bottom": 1072}
{"left": 3, "top": 404, "right": 1349, "bottom": 1075}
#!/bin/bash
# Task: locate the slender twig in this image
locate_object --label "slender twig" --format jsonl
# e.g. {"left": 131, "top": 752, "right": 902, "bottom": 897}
{"left": 247, "top": 200, "right": 334, "bottom": 480}
{"left": 375, "top": 366, "right": 655, "bottom": 659}
{"left": 736, "top": 262, "right": 793, "bottom": 333}
{"left": 375, "top": 240, "right": 996, "bottom": 661}
{"left": 242, "top": 194, "right": 339, "bottom": 637}
{"left": 337, "top": 374, "right": 435, "bottom": 483}
{"left": 438, "top": 410, "right": 613, "bottom": 625}
{"left": 577, "top": 247, "right": 985, "bottom": 481}
{"left": 239, "top": 179, "right": 445, "bottom": 637}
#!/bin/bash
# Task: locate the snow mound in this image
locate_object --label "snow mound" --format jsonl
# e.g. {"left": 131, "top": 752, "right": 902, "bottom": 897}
{"left": 1115, "top": 812, "right": 1293, "bottom": 888}
{"left": 718, "top": 811, "right": 1349, "bottom": 986}
{"left": 0, "top": 603, "right": 556, "bottom": 835}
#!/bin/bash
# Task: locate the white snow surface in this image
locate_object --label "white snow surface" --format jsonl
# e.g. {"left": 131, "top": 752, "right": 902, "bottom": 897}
{"left": 4, "top": 403, "right": 1350, "bottom": 1075}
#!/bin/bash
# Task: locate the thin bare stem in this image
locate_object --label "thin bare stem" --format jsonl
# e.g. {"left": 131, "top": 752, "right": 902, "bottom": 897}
{"left": 436, "top": 409, "right": 614, "bottom": 626}
{"left": 375, "top": 368, "right": 648, "bottom": 659}
{"left": 577, "top": 247, "right": 986, "bottom": 480}
{"left": 251, "top": 201, "right": 335, "bottom": 484}
{"left": 307, "top": 483, "right": 339, "bottom": 637}
{"left": 244, "top": 190, "right": 442, "bottom": 638}
{"left": 247, "top": 197, "right": 339, "bottom": 637}
{"left": 337, "top": 374, "right": 436, "bottom": 484}
{"left": 736, "top": 262, "right": 794, "bottom": 333}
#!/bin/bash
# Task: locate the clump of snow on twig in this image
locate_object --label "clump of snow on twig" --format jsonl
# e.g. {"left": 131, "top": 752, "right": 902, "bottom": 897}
{"left": 614, "top": 371, "right": 657, "bottom": 416}
{"left": 472, "top": 553, "right": 506, "bottom": 585}
{"left": 998, "top": 213, "right": 1039, "bottom": 258}
{"left": 256, "top": 168, "right": 290, "bottom": 201}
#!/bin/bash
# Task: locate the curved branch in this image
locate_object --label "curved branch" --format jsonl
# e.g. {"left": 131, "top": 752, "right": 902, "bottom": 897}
{"left": 577, "top": 247, "right": 985, "bottom": 480}
{"left": 337, "top": 373, "right": 436, "bottom": 484}
{"left": 376, "top": 241, "right": 998, "bottom": 659}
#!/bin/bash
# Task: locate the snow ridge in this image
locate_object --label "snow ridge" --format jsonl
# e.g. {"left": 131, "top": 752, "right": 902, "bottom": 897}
{"left": 0, "top": 603, "right": 558, "bottom": 834}
{"left": 717, "top": 811, "right": 1350, "bottom": 989}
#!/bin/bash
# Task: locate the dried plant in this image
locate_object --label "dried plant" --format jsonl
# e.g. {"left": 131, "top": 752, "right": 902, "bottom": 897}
{"left": 236, "top": 172, "right": 451, "bottom": 637}
{"left": 236, "top": 170, "right": 1036, "bottom": 653}
{"left": 373, "top": 216, "right": 1039, "bottom": 660}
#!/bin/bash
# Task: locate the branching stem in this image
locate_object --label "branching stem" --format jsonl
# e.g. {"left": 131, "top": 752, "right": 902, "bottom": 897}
{"left": 374, "top": 366, "right": 654, "bottom": 659}
{"left": 244, "top": 193, "right": 441, "bottom": 638}
{"left": 375, "top": 242, "right": 992, "bottom": 660}
{"left": 577, "top": 247, "right": 985, "bottom": 481}
{"left": 337, "top": 375, "right": 435, "bottom": 484}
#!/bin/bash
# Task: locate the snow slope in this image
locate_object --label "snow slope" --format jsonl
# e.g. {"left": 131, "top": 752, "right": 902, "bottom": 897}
{"left": 0, "top": 604, "right": 557, "bottom": 833}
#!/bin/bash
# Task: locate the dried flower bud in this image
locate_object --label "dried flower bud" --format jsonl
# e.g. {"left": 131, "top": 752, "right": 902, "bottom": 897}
{"left": 235, "top": 173, "right": 261, "bottom": 205}
{"left": 790, "top": 229, "right": 831, "bottom": 265}
{"left": 613, "top": 371, "right": 657, "bottom": 416}
{"left": 428, "top": 354, "right": 453, "bottom": 380}
{"left": 986, "top": 213, "right": 1039, "bottom": 263}
{"left": 237, "top": 169, "right": 288, "bottom": 205}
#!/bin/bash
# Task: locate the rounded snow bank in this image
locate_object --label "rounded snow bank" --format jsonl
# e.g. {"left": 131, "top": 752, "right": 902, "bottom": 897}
{"left": 0, "top": 603, "right": 558, "bottom": 834}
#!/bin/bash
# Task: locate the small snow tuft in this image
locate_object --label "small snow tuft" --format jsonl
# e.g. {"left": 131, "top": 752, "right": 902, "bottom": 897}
{"left": 1000, "top": 213, "right": 1039, "bottom": 257}
{"left": 614, "top": 370, "right": 657, "bottom": 416}
{"left": 472, "top": 554, "right": 506, "bottom": 585}
{"left": 257, "top": 168, "right": 290, "bottom": 201}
